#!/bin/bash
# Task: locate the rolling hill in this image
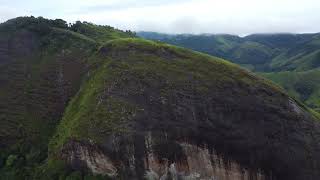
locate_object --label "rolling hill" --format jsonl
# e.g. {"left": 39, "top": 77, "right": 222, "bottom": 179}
{"left": 1, "top": 17, "right": 320, "bottom": 180}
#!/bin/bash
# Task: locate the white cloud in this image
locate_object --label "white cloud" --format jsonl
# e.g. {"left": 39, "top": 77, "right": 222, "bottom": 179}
{"left": 1, "top": 0, "right": 320, "bottom": 35}
{"left": 0, "top": 6, "right": 22, "bottom": 22}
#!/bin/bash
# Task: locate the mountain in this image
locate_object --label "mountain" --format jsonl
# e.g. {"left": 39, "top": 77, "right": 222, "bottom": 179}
{"left": 138, "top": 32, "right": 320, "bottom": 112}
{"left": 262, "top": 69, "right": 320, "bottom": 112}
{"left": 244, "top": 33, "right": 315, "bottom": 50}
{"left": 1, "top": 17, "right": 320, "bottom": 180}
{"left": 138, "top": 32, "right": 320, "bottom": 72}
{"left": 269, "top": 34, "right": 320, "bottom": 71}
{"left": 137, "top": 32, "right": 244, "bottom": 66}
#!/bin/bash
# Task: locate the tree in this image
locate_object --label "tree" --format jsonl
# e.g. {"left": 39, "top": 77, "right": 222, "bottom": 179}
{"left": 52, "top": 19, "right": 68, "bottom": 29}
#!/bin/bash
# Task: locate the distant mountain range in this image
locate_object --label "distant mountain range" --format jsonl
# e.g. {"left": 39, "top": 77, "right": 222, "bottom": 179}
{"left": 138, "top": 31, "right": 320, "bottom": 112}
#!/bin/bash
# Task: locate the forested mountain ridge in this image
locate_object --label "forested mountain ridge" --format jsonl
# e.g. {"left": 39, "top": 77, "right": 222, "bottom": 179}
{"left": 138, "top": 31, "right": 320, "bottom": 72}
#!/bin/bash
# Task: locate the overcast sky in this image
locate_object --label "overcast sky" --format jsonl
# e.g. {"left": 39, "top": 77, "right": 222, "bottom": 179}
{"left": 1, "top": 0, "right": 320, "bottom": 35}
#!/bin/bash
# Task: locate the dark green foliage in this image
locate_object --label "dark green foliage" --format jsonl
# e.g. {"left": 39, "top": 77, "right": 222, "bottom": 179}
{"left": 5, "top": 154, "right": 18, "bottom": 167}
{"left": 70, "top": 21, "right": 135, "bottom": 43}
{"left": 51, "top": 19, "right": 68, "bottom": 29}
{"left": 0, "top": 16, "right": 68, "bottom": 36}
{"left": 0, "top": 16, "right": 134, "bottom": 179}
{"left": 65, "top": 171, "right": 82, "bottom": 180}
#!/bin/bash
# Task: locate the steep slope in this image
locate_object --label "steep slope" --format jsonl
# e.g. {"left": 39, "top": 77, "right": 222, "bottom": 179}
{"left": 44, "top": 38, "right": 320, "bottom": 180}
{"left": 0, "top": 16, "right": 133, "bottom": 179}
{"left": 263, "top": 69, "right": 320, "bottom": 112}
{"left": 0, "top": 17, "right": 95, "bottom": 147}
{"left": 138, "top": 32, "right": 320, "bottom": 112}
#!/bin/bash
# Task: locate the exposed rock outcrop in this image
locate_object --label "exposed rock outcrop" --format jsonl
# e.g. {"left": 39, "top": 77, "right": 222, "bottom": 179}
{"left": 61, "top": 140, "right": 117, "bottom": 176}
{"left": 144, "top": 137, "right": 266, "bottom": 180}
{"left": 61, "top": 133, "right": 268, "bottom": 180}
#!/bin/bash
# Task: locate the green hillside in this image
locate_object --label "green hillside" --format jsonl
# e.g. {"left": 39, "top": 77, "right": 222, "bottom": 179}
{"left": 1, "top": 17, "right": 320, "bottom": 180}
{"left": 0, "top": 16, "right": 134, "bottom": 180}
{"left": 270, "top": 34, "right": 320, "bottom": 71}
{"left": 138, "top": 32, "right": 320, "bottom": 112}
{"left": 230, "top": 41, "right": 276, "bottom": 70}
{"left": 138, "top": 32, "right": 320, "bottom": 72}
{"left": 263, "top": 69, "right": 320, "bottom": 112}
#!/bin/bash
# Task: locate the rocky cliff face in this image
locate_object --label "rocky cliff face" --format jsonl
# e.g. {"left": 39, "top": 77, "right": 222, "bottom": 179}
{"left": 61, "top": 135, "right": 268, "bottom": 180}
{"left": 61, "top": 140, "right": 117, "bottom": 176}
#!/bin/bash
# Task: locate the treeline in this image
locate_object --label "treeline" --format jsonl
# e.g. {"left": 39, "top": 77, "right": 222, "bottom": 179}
{"left": 0, "top": 16, "right": 136, "bottom": 37}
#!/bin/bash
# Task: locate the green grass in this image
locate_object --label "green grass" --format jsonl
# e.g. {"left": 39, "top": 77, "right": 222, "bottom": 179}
{"left": 49, "top": 58, "right": 138, "bottom": 151}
